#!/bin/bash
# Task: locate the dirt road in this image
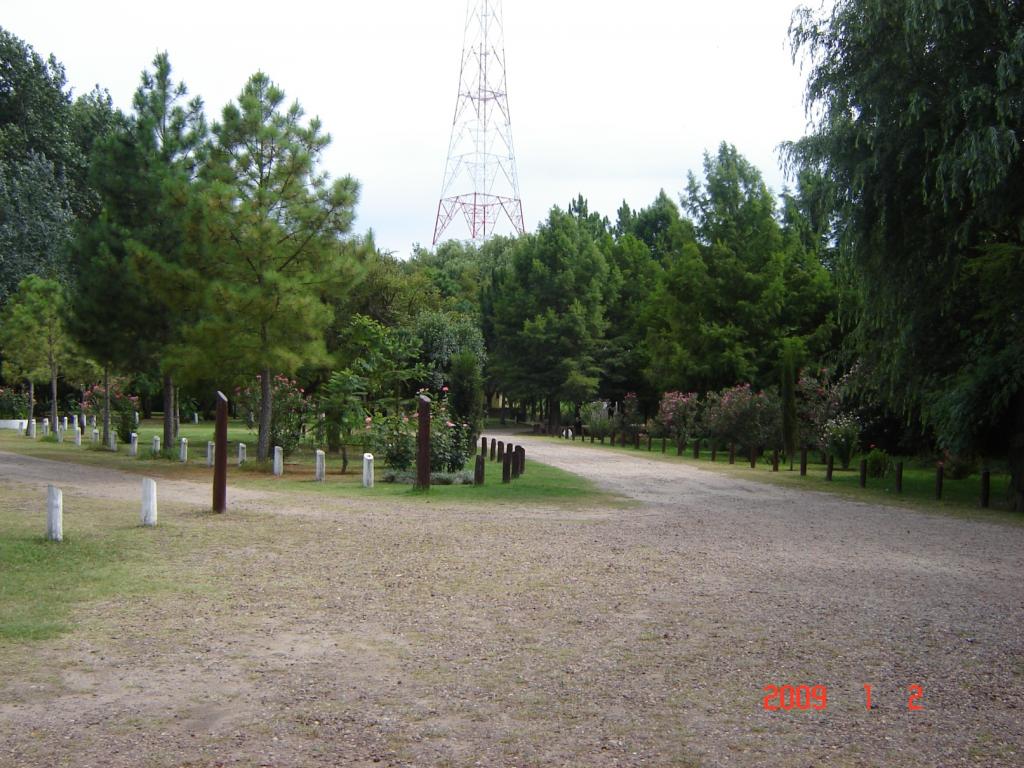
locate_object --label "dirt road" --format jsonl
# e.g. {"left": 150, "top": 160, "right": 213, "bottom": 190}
{"left": 1, "top": 438, "right": 1022, "bottom": 767}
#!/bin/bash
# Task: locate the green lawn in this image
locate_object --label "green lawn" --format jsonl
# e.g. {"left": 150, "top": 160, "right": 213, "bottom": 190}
{"left": 0, "top": 420, "right": 622, "bottom": 510}
{"left": 0, "top": 483, "right": 213, "bottom": 643}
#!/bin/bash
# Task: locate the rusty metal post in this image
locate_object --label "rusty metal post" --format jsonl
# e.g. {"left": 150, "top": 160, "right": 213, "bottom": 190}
{"left": 415, "top": 395, "right": 431, "bottom": 491}
{"left": 213, "top": 391, "right": 228, "bottom": 513}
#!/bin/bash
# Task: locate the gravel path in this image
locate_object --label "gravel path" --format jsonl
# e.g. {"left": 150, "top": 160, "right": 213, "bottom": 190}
{"left": 1, "top": 438, "right": 1023, "bottom": 767}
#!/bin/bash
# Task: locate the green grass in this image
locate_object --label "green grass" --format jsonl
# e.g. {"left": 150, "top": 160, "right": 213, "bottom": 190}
{"left": 0, "top": 421, "right": 623, "bottom": 509}
{"left": 536, "top": 432, "right": 1022, "bottom": 521}
{"left": 245, "top": 452, "right": 624, "bottom": 507}
{"left": 0, "top": 485, "right": 193, "bottom": 643}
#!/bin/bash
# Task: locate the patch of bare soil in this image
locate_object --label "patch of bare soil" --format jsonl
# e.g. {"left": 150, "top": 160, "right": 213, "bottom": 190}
{"left": 1, "top": 439, "right": 1022, "bottom": 767}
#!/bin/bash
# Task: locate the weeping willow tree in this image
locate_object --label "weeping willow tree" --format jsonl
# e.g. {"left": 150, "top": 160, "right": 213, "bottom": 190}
{"left": 786, "top": 0, "right": 1024, "bottom": 510}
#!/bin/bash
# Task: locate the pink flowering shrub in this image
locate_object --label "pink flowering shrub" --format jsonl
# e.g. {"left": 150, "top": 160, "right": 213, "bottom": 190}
{"left": 83, "top": 379, "right": 139, "bottom": 442}
{"left": 795, "top": 368, "right": 844, "bottom": 448}
{"left": 657, "top": 391, "right": 699, "bottom": 449}
{"left": 702, "top": 384, "right": 781, "bottom": 451}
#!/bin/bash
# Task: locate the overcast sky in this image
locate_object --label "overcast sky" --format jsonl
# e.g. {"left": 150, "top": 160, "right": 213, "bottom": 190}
{"left": 4, "top": 1, "right": 823, "bottom": 258}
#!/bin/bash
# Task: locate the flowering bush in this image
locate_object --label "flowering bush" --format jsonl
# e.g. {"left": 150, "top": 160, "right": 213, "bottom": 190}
{"left": 429, "top": 393, "right": 474, "bottom": 472}
{"left": 83, "top": 379, "right": 139, "bottom": 442}
{"left": 235, "top": 375, "right": 311, "bottom": 456}
{"left": 656, "top": 391, "right": 699, "bottom": 449}
{"left": 0, "top": 387, "right": 29, "bottom": 419}
{"left": 796, "top": 368, "right": 845, "bottom": 449}
{"left": 821, "top": 414, "right": 860, "bottom": 470}
{"left": 703, "top": 384, "right": 781, "bottom": 451}
{"left": 365, "top": 391, "right": 473, "bottom": 474}
{"left": 366, "top": 413, "right": 415, "bottom": 470}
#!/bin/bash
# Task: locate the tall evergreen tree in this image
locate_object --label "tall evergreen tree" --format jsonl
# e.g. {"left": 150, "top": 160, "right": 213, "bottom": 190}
{"left": 177, "top": 72, "right": 359, "bottom": 460}
{"left": 69, "top": 52, "right": 204, "bottom": 447}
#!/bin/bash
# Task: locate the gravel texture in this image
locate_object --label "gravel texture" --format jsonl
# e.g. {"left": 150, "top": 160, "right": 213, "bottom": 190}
{"left": 1, "top": 437, "right": 1022, "bottom": 767}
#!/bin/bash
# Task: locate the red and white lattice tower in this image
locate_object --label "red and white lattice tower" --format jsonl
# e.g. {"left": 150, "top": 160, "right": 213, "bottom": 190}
{"left": 432, "top": 0, "right": 525, "bottom": 245}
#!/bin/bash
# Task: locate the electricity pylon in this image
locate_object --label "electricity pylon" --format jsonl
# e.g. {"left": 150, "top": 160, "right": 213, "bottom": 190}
{"left": 432, "top": 0, "right": 525, "bottom": 245}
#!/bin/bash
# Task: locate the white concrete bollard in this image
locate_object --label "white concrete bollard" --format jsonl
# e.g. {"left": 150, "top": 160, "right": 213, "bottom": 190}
{"left": 73, "top": 426, "right": 81, "bottom": 447}
{"left": 91, "top": 428, "right": 98, "bottom": 444}
{"left": 42, "top": 418, "right": 49, "bottom": 436}
{"left": 108, "top": 432, "right": 117, "bottom": 452}
{"left": 193, "top": 412, "right": 199, "bottom": 424}
{"left": 90, "top": 415, "right": 96, "bottom": 428}
{"left": 152, "top": 435, "right": 161, "bottom": 456}
{"left": 273, "top": 446, "right": 283, "bottom": 476}
{"left": 206, "top": 441, "right": 214, "bottom": 468}
{"left": 62, "top": 416, "right": 68, "bottom": 432}
{"left": 129, "top": 432, "right": 138, "bottom": 457}
{"left": 46, "top": 485, "right": 62, "bottom": 541}
{"left": 27, "top": 419, "right": 36, "bottom": 438}
{"left": 140, "top": 478, "right": 157, "bottom": 527}
{"left": 179, "top": 437, "right": 188, "bottom": 463}
{"left": 315, "top": 449, "right": 326, "bottom": 482}
{"left": 56, "top": 429, "right": 64, "bottom": 444}
{"left": 238, "top": 443, "right": 246, "bottom": 466}
{"left": 362, "top": 453, "right": 374, "bottom": 488}
{"left": 134, "top": 411, "right": 139, "bottom": 425}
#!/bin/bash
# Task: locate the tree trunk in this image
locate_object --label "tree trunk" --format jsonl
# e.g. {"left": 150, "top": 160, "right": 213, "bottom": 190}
{"left": 173, "top": 385, "right": 180, "bottom": 439}
{"left": 162, "top": 372, "right": 174, "bottom": 450}
{"left": 547, "top": 396, "right": 560, "bottom": 434}
{"left": 102, "top": 365, "right": 111, "bottom": 445}
{"left": 257, "top": 367, "right": 272, "bottom": 461}
{"left": 50, "top": 357, "right": 58, "bottom": 432}
{"left": 27, "top": 379, "right": 34, "bottom": 426}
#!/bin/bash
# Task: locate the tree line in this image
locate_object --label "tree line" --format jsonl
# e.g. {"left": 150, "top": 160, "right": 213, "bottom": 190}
{"left": 1, "top": 1, "right": 1022, "bottom": 510}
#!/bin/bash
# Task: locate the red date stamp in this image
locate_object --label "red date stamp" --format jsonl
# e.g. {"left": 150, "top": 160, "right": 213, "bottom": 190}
{"left": 762, "top": 684, "right": 925, "bottom": 711}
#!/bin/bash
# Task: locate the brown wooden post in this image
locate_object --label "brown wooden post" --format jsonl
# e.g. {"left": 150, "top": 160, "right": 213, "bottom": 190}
{"left": 415, "top": 395, "right": 431, "bottom": 491}
{"left": 895, "top": 461, "right": 904, "bottom": 493}
{"left": 490, "top": 438, "right": 496, "bottom": 461}
{"left": 341, "top": 444, "right": 349, "bottom": 474}
{"left": 517, "top": 446, "right": 526, "bottom": 475}
{"left": 772, "top": 450, "right": 779, "bottom": 472}
{"left": 213, "top": 390, "right": 228, "bottom": 513}
{"left": 799, "top": 445, "right": 807, "bottom": 476}
{"left": 935, "top": 461, "right": 944, "bottom": 500}
{"left": 502, "top": 448, "right": 512, "bottom": 483}
{"left": 749, "top": 446, "right": 756, "bottom": 469}
{"left": 511, "top": 445, "right": 521, "bottom": 479}
{"left": 981, "top": 468, "right": 991, "bottom": 508}
{"left": 859, "top": 459, "right": 867, "bottom": 488}
{"left": 474, "top": 454, "right": 485, "bottom": 485}
{"left": 661, "top": 436, "right": 666, "bottom": 453}
{"left": 711, "top": 445, "right": 717, "bottom": 462}
{"left": 729, "top": 443, "right": 735, "bottom": 464}
{"left": 497, "top": 440, "right": 505, "bottom": 462}
{"left": 826, "top": 454, "right": 834, "bottom": 481}
{"left": 693, "top": 439, "right": 700, "bottom": 459}
{"left": 480, "top": 435, "right": 487, "bottom": 456}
